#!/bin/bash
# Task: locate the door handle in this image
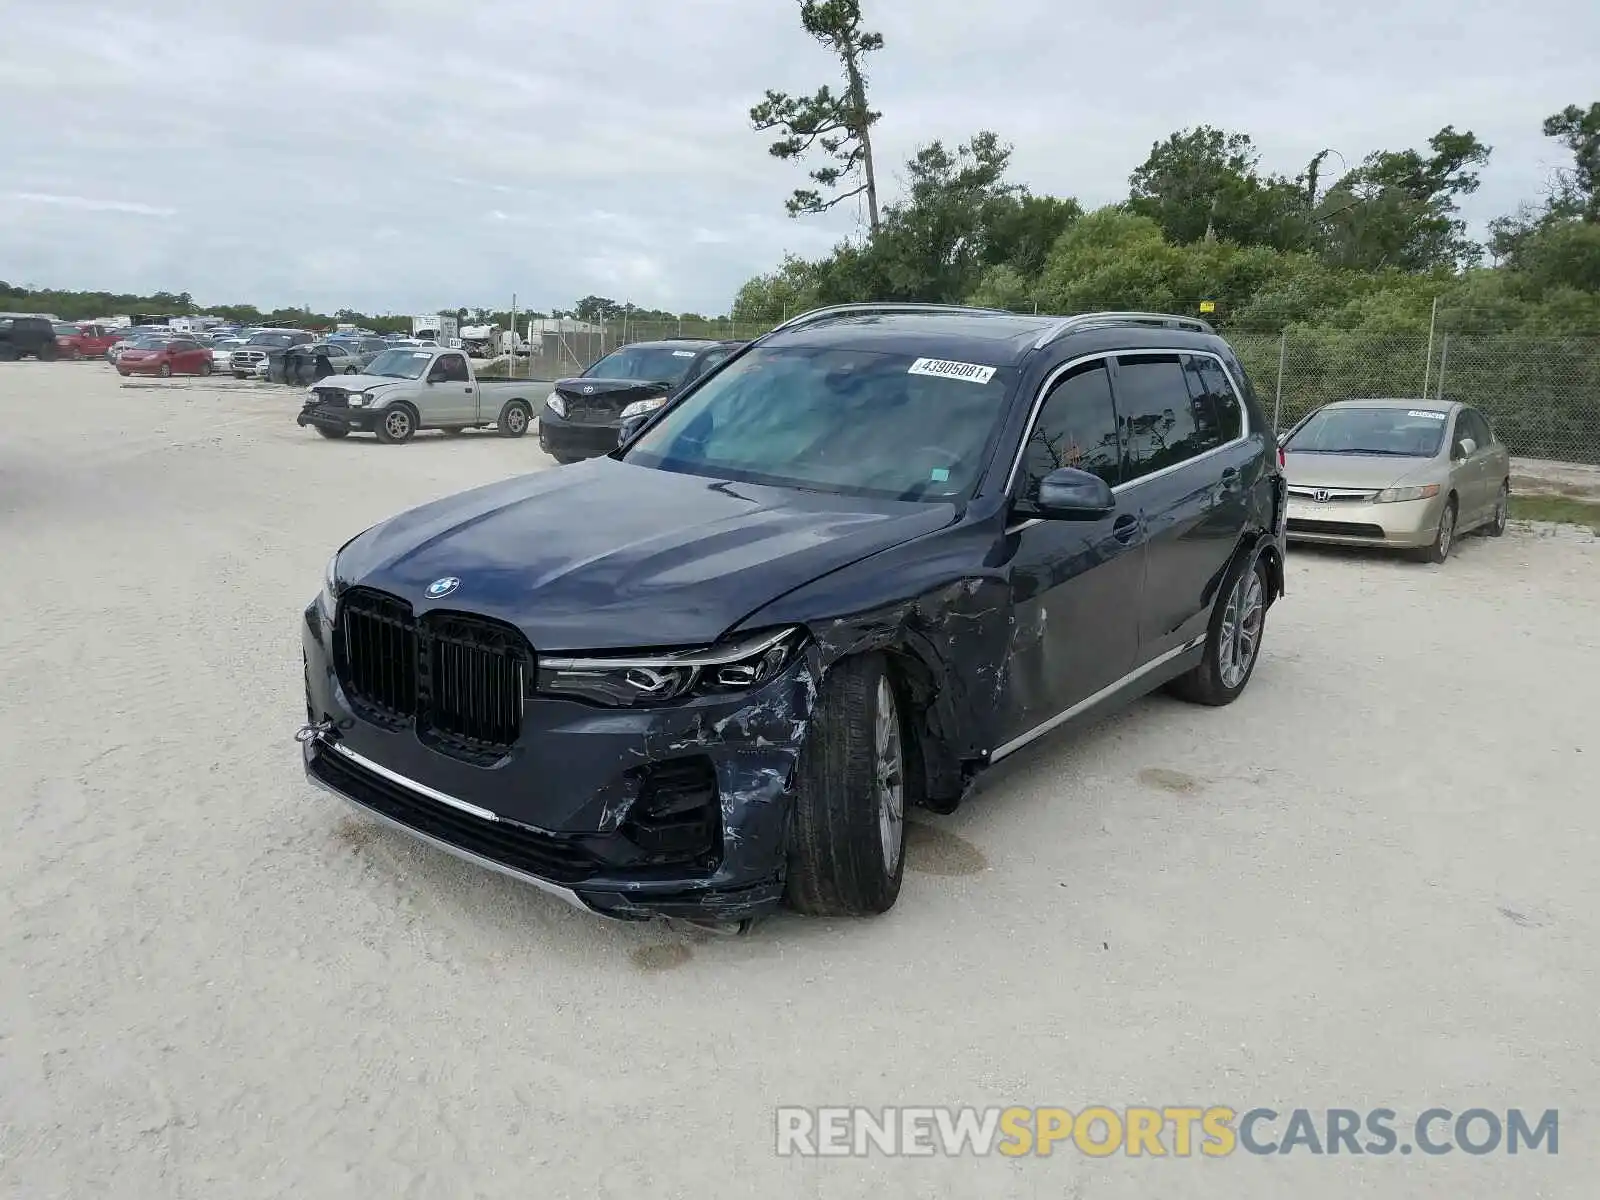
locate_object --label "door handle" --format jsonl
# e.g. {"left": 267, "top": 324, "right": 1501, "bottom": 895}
{"left": 1112, "top": 513, "right": 1141, "bottom": 544}
{"left": 1219, "top": 466, "right": 1240, "bottom": 490}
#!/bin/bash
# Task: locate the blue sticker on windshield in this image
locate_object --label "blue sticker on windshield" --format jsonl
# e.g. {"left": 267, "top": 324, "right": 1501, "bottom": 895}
{"left": 930, "top": 468, "right": 950, "bottom": 482}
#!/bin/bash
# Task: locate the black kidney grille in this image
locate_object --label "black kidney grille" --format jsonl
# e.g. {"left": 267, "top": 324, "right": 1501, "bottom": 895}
{"left": 339, "top": 589, "right": 417, "bottom": 725}
{"left": 336, "top": 591, "right": 531, "bottom": 757}
{"left": 422, "top": 615, "right": 529, "bottom": 756}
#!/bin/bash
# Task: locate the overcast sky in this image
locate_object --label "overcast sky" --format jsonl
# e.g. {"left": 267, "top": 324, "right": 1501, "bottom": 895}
{"left": 2, "top": 0, "right": 1595, "bottom": 317}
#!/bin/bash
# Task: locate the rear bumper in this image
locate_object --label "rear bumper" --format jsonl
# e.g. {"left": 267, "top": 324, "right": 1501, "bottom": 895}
{"left": 538, "top": 409, "right": 621, "bottom": 460}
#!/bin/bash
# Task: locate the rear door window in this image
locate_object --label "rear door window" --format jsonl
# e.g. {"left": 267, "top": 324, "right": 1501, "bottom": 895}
{"left": 1112, "top": 354, "right": 1214, "bottom": 481}
{"left": 1182, "top": 354, "right": 1244, "bottom": 446}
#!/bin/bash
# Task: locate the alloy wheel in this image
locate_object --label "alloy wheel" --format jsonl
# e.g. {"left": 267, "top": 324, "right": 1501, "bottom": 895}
{"left": 873, "top": 675, "right": 905, "bottom": 873}
{"left": 1218, "top": 568, "right": 1265, "bottom": 690}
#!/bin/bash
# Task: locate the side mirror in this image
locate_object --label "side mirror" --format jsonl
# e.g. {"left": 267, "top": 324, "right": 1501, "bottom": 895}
{"left": 617, "top": 414, "right": 649, "bottom": 446}
{"left": 1455, "top": 436, "right": 1476, "bottom": 459}
{"left": 1034, "top": 467, "right": 1116, "bottom": 521}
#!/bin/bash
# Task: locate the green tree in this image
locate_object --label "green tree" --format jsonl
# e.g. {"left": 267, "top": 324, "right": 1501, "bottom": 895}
{"left": 1127, "top": 126, "right": 1315, "bottom": 251}
{"left": 1542, "top": 101, "right": 1600, "bottom": 222}
{"left": 1317, "top": 126, "right": 1491, "bottom": 271}
{"left": 750, "top": 0, "right": 884, "bottom": 231}
{"left": 573, "top": 296, "right": 624, "bottom": 321}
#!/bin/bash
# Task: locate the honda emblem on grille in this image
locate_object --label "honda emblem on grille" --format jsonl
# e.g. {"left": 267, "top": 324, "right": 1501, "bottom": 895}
{"left": 426, "top": 576, "right": 460, "bottom": 598}
{"left": 1313, "top": 489, "right": 1330, "bottom": 503}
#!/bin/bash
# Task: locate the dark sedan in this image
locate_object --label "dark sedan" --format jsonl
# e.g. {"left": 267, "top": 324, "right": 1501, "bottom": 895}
{"left": 538, "top": 339, "right": 744, "bottom": 463}
{"left": 300, "top": 305, "right": 1286, "bottom": 926}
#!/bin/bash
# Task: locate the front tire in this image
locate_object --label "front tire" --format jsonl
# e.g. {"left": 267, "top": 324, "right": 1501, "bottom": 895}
{"left": 158, "top": 363, "right": 172, "bottom": 377}
{"left": 497, "top": 400, "right": 531, "bottom": 438}
{"left": 1168, "top": 553, "right": 1269, "bottom": 707}
{"left": 1487, "top": 482, "right": 1508, "bottom": 537}
{"left": 232, "top": 372, "right": 247, "bottom": 380}
{"left": 1413, "top": 496, "right": 1457, "bottom": 563}
{"left": 39, "top": 343, "right": 58, "bottom": 362}
{"left": 198, "top": 360, "right": 213, "bottom": 376}
{"left": 785, "top": 654, "right": 907, "bottom": 916}
{"left": 375, "top": 404, "right": 415, "bottom": 444}
{"left": 344, "top": 366, "right": 358, "bottom": 375}
{"left": 315, "top": 426, "right": 349, "bottom": 440}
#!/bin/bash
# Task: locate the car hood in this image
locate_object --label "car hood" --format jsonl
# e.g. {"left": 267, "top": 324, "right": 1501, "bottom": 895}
{"left": 338, "top": 456, "right": 957, "bottom": 651}
{"left": 313, "top": 373, "right": 413, "bottom": 391}
{"left": 1284, "top": 451, "right": 1440, "bottom": 490}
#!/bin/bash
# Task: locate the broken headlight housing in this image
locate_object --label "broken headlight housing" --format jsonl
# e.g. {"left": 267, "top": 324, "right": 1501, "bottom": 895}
{"left": 536, "top": 627, "right": 803, "bottom": 707}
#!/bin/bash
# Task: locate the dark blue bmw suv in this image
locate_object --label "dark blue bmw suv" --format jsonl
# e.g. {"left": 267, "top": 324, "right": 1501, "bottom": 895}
{"left": 299, "top": 305, "right": 1288, "bottom": 925}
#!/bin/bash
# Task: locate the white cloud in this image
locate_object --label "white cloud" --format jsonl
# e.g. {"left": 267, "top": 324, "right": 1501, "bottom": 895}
{"left": 1, "top": 0, "right": 1595, "bottom": 314}
{"left": 4, "top": 192, "right": 176, "bottom": 217}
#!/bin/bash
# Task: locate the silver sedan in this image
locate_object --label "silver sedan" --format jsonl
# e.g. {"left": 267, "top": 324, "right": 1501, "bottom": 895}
{"left": 1282, "top": 398, "right": 1512, "bottom": 563}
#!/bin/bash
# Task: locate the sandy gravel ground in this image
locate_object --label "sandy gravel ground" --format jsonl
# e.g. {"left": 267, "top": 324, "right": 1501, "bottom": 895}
{"left": 3, "top": 361, "right": 1597, "bottom": 1199}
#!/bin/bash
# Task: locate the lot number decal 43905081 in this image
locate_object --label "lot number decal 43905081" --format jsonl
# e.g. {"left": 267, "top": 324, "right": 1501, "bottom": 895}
{"left": 909, "top": 358, "right": 997, "bottom": 385}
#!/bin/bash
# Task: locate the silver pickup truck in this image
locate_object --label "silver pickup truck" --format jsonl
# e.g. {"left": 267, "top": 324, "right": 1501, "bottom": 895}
{"left": 294, "top": 346, "right": 554, "bottom": 444}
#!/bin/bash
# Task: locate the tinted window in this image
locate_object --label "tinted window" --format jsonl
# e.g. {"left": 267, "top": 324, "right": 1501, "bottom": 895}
{"left": 171, "top": 340, "right": 197, "bottom": 351}
{"left": 625, "top": 345, "right": 1014, "bottom": 502}
{"left": 1114, "top": 354, "right": 1212, "bottom": 480}
{"left": 1020, "top": 363, "right": 1120, "bottom": 499}
{"left": 1183, "top": 354, "right": 1243, "bottom": 446}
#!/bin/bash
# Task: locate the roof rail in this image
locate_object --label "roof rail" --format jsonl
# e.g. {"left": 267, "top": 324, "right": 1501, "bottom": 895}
{"left": 1032, "top": 311, "right": 1215, "bottom": 350}
{"left": 767, "top": 302, "right": 1015, "bottom": 336}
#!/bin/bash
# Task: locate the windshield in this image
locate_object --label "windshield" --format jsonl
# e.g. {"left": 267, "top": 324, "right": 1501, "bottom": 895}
{"left": 248, "top": 333, "right": 294, "bottom": 347}
{"left": 365, "top": 348, "right": 433, "bottom": 379}
{"left": 54, "top": 324, "right": 79, "bottom": 336}
{"left": 584, "top": 345, "right": 702, "bottom": 385}
{"left": 622, "top": 346, "right": 1015, "bottom": 501}
{"left": 1286, "top": 405, "right": 1449, "bottom": 457}
{"left": 132, "top": 338, "right": 167, "bottom": 350}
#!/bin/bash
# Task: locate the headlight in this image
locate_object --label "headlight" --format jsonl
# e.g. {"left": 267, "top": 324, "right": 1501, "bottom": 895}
{"left": 321, "top": 550, "right": 340, "bottom": 610}
{"left": 546, "top": 394, "right": 567, "bottom": 418}
{"left": 620, "top": 396, "right": 667, "bottom": 420}
{"left": 536, "top": 627, "right": 803, "bottom": 707}
{"left": 350, "top": 393, "right": 370, "bottom": 407}
{"left": 1374, "top": 483, "right": 1441, "bottom": 503}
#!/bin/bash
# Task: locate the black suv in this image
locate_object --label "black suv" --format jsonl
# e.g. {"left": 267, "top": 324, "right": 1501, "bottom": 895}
{"left": 0, "top": 316, "right": 61, "bottom": 361}
{"left": 538, "top": 338, "right": 745, "bottom": 462}
{"left": 299, "top": 306, "right": 1287, "bottom": 924}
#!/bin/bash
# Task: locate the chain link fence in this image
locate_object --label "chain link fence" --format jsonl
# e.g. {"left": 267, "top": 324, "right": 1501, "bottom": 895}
{"left": 499, "top": 313, "right": 1600, "bottom": 468}
{"left": 1228, "top": 330, "right": 1600, "bottom": 465}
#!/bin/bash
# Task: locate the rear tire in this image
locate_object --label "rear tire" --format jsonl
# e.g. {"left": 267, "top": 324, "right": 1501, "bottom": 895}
{"left": 158, "top": 363, "right": 172, "bottom": 378}
{"left": 497, "top": 400, "right": 531, "bottom": 438}
{"left": 1487, "top": 482, "right": 1508, "bottom": 537}
{"left": 1168, "top": 553, "right": 1269, "bottom": 707}
{"left": 785, "top": 654, "right": 908, "bottom": 917}
{"left": 315, "top": 426, "right": 349, "bottom": 440}
{"left": 198, "top": 360, "right": 213, "bottom": 376}
{"left": 232, "top": 372, "right": 248, "bottom": 380}
{"left": 39, "top": 343, "right": 58, "bottom": 362}
{"left": 374, "top": 404, "right": 416, "bottom": 444}
{"left": 344, "top": 366, "right": 358, "bottom": 375}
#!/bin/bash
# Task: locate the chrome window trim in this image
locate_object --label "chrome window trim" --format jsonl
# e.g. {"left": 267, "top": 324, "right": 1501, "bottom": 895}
{"left": 1002, "top": 347, "right": 1253, "bottom": 506}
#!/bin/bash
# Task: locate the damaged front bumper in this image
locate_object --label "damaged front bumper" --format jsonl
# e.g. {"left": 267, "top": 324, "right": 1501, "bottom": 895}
{"left": 300, "top": 604, "right": 815, "bottom": 921}
{"left": 297, "top": 402, "right": 372, "bottom": 434}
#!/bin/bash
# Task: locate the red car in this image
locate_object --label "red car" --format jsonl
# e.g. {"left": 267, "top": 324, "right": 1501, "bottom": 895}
{"left": 54, "top": 323, "right": 121, "bottom": 359}
{"left": 116, "top": 336, "right": 214, "bottom": 377}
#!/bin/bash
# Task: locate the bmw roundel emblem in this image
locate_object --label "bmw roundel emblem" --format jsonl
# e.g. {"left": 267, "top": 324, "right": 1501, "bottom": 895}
{"left": 426, "top": 576, "right": 460, "bottom": 598}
